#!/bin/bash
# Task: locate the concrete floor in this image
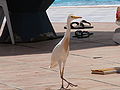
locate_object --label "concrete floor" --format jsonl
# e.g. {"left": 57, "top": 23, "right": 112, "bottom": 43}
{"left": 0, "top": 21, "right": 120, "bottom": 90}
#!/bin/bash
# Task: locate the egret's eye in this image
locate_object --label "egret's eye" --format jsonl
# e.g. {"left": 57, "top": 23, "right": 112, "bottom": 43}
{"left": 71, "top": 16, "right": 75, "bottom": 18}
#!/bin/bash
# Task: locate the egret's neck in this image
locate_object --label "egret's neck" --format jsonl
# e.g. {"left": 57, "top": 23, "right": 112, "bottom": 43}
{"left": 60, "top": 20, "right": 71, "bottom": 49}
{"left": 67, "top": 20, "right": 71, "bottom": 30}
{"left": 64, "top": 20, "right": 71, "bottom": 38}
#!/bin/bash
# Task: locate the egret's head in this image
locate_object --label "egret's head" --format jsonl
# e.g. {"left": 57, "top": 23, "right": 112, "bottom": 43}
{"left": 67, "top": 14, "right": 82, "bottom": 22}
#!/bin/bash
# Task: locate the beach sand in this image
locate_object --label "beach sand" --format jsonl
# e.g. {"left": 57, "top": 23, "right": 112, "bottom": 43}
{"left": 47, "top": 6, "right": 117, "bottom": 23}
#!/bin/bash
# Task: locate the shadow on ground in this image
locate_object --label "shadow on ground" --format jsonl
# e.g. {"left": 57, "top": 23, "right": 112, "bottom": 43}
{"left": 0, "top": 31, "right": 118, "bottom": 56}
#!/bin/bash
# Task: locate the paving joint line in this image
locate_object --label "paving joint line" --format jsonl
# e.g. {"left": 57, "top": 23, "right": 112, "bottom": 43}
{"left": 70, "top": 53, "right": 91, "bottom": 58}
{"left": 0, "top": 82, "right": 23, "bottom": 90}
{"left": 40, "top": 67, "right": 58, "bottom": 72}
{"left": 71, "top": 38, "right": 114, "bottom": 46}
{"left": 71, "top": 53, "right": 120, "bottom": 65}
{"left": 87, "top": 78, "right": 120, "bottom": 88}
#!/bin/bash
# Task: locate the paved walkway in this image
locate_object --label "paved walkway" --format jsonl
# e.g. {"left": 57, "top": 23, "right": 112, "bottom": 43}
{"left": 0, "top": 21, "right": 120, "bottom": 90}
{"left": 47, "top": 6, "right": 117, "bottom": 22}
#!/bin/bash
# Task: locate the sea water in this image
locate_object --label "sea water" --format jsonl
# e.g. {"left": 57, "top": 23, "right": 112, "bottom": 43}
{"left": 52, "top": 0, "right": 120, "bottom": 6}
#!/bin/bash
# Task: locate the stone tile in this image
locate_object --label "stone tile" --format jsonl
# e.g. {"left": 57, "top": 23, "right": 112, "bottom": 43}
{"left": 0, "top": 20, "right": 120, "bottom": 89}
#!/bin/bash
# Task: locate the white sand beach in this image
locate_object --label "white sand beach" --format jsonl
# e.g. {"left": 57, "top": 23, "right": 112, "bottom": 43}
{"left": 47, "top": 6, "right": 117, "bottom": 22}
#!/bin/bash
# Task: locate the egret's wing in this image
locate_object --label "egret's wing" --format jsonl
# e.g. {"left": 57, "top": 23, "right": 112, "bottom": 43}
{"left": 50, "top": 57, "right": 58, "bottom": 68}
{"left": 50, "top": 45, "right": 60, "bottom": 68}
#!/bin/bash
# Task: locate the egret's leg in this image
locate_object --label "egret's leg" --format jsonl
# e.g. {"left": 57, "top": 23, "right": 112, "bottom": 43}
{"left": 61, "top": 63, "right": 78, "bottom": 89}
{"left": 61, "top": 64, "right": 65, "bottom": 88}
{"left": 59, "top": 62, "right": 77, "bottom": 89}
{"left": 59, "top": 62, "right": 65, "bottom": 89}
{"left": 60, "top": 63, "right": 71, "bottom": 90}
{"left": 60, "top": 69, "right": 64, "bottom": 88}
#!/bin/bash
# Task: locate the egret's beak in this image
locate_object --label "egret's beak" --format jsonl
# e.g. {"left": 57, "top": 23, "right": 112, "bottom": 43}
{"left": 71, "top": 16, "right": 82, "bottom": 19}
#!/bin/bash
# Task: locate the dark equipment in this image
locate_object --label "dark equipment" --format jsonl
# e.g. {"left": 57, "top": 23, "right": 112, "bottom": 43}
{"left": 0, "top": 0, "right": 57, "bottom": 43}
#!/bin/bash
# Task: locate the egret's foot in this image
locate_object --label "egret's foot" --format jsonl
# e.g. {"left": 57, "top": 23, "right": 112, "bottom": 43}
{"left": 66, "top": 82, "right": 78, "bottom": 88}
{"left": 58, "top": 87, "right": 71, "bottom": 90}
{"left": 61, "top": 77, "right": 78, "bottom": 88}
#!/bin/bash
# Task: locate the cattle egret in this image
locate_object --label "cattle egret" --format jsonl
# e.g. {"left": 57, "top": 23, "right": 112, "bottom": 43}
{"left": 50, "top": 14, "right": 82, "bottom": 90}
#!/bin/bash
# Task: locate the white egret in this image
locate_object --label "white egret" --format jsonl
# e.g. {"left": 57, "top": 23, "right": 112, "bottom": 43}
{"left": 50, "top": 14, "right": 82, "bottom": 90}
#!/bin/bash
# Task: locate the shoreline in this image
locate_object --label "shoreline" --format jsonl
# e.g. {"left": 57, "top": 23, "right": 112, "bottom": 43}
{"left": 50, "top": 5, "right": 120, "bottom": 8}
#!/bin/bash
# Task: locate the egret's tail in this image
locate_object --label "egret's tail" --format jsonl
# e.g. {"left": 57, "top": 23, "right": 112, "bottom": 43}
{"left": 50, "top": 63, "right": 57, "bottom": 68}
{"left": 50, "top": 56, "right": 58, "bottom": 68}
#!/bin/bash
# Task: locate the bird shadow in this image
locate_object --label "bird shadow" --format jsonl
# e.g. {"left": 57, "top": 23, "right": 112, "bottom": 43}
{"left": 0, "top": 31, "right": 118, "bottom": 56}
